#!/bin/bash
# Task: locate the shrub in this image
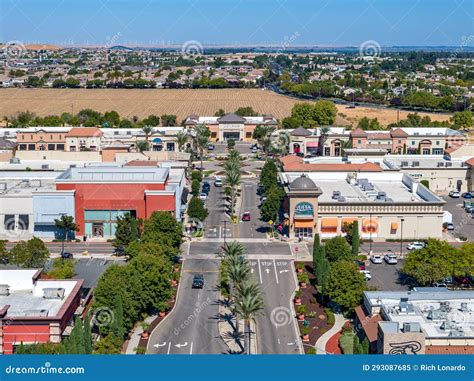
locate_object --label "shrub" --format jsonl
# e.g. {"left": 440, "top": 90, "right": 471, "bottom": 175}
{"left": 325, "top": 308, "right": 335, "bottom": 325}
{"left": 306, "top": 347, "right": 317, "bottom": 355}
{"left": 297, "top": 272, "right": 309, "bottom": 283}
{"left": 296, "top": 305, "right": 307, "bottom": 315}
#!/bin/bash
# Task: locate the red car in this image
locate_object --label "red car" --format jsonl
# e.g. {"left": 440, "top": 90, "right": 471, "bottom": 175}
{"left": 242, "top": 212, "right": 251, "bottom": 221}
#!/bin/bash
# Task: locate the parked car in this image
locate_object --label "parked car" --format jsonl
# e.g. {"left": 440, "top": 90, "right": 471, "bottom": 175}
{"left": 242, "top": 211, "right": 251, "bottom": 221}
{"left": 432, "top": 282, "right": 448, "bottom": 288}
{"left": 354, "top": 259, "right": 366, "bottom": 270}
{"left": 447, "top": 222, "right": 455, "bottom": 230}
{"left": 114, "top": 246, "right": 125, "bottom": 256}
{"left": 462, "top": 192, "right": 473, "bottom": 199}
{"left": 214, "top": 177, "right": 223, "bottom": 187}
{"left": 199, "top": 192, "right": 208, "bottom": 201}
{"left": 370, "top": 255, "right": 383, "bottom": 264}
{"left": 384, "top": 253, "right": 398, "bottom": 265}
{"left": 360, "top": 270, "right": 372, "bottom": 281}
{"left": 449, "top": 190, "right": 460, "bottom": 198}
{"left": 296, "top": 152, "right": 305, "bottom": 158}
{"left": 407, "top": 241, "right": 426, "bottom": 250}
{"left": 192, "top": 274, "right": 204, "bottom": 289}
{"left": 251, "top": 147, "right": 258, "bottom": 154}
{"left": 172, "top": 255, "right": 183, "bottom": 264}
{"left": 61, "top": 251, "right": 74, "bottom": 259}
{"left": 207, "top": 144, "right": 215, "bottom": 150}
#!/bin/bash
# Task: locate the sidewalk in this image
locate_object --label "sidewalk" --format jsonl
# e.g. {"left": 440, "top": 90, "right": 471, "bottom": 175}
{"left": 125, "top": 314, "right": 157, "bottom": 354}
{"left": 315, "top": 313, "right": 347, "bottom": 354}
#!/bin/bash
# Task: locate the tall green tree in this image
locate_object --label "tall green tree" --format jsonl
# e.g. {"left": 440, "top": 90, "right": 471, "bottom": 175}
{"left": 326, "top": 261, "right": 366, "bottom": 311}
{"left": 10, "top": 237, "right": 49, "bottom": 268}
{"left": 54, "top": 215, "right": 78, "bottom": 253}
{"left": 187, "top": 197, "right": 209, "bottom": 221}
{"left": 324, "top": 236, "right": 353, "bottom": 263}
{"left": 83, "top": 314, "right": 93, "bottom": 354}
{"left": 114, "top": 213, "right": 140, "bottom": 248}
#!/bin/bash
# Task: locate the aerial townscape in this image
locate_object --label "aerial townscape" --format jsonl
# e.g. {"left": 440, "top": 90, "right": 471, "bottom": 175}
{"left": 0, "top": 2, "right": 473, "bottom": 374}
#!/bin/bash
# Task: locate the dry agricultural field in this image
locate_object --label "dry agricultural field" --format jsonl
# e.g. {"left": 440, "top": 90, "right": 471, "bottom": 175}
{"left": 0, "top": 88, "right": 452, "bottom": 127}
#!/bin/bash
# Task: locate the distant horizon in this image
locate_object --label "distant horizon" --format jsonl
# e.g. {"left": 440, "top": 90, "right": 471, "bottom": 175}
{"left": 1, "top": 0, "right": 472, "bottom": 48}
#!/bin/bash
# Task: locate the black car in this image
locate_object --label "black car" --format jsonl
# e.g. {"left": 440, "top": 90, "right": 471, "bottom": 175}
{"left": 114, "top": 246, "right": 125, "bottom": 256}
{"left": 61, "top": 251, "right": 73, "bottom": 259}
{"left": 192, "top": 274, "right": 204, "bottom": 289}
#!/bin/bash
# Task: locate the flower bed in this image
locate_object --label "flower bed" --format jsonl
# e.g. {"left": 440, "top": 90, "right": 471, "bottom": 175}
{"left": 294, "top": 262, "right": 334, "bottom": 354}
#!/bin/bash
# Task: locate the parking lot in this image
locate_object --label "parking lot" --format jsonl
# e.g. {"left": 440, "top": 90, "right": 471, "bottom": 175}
{"left": 442, "top": 195, "right": 474, "bottom": 241}
{"left": 365, "top": 259, "right": 410, "bottom": 291}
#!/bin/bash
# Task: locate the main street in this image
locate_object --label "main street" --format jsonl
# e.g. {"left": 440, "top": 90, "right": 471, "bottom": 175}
{"left": 147, "top": 258, "right": 228, "bottom": 354}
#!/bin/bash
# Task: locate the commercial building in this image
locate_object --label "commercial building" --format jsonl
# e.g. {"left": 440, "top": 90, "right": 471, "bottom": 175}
{"left": 0, "top": 165, "right": 186, "bottom": 240}
{"left": 288, "top": 127, "right": 468, "bottom": 157}
{"left": 355, "top": 290, "right": 474, "bottom": 355}
{"left": 279, "top": 163, "right": 445, "bottom": 240}
{"left": 184, "top": 113, "right": 278, "bottom": 142}
{"left": 0, "top": 269, "right": 83, "bottom": 355}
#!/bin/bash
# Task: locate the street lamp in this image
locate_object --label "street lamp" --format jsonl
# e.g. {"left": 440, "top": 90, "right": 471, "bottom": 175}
{"left": 400, "top": 218, "right": 405, "bottom": 257}
{"left": 369, "top": 213, "right": 373, "bottom": 255}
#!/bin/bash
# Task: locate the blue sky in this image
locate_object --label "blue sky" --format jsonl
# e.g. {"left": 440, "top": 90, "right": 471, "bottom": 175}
{"left": 1, "top": 0, "right": 473, "bottom": 47}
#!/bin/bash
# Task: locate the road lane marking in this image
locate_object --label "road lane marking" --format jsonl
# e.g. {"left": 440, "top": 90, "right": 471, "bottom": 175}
{"left": 273, "top": 259, "right": 279, "bottom": 284}
{"left": 167, "top": 342, "right": 171, "bottom": 354}
{"left": 257, "top": 259, "right": 263, "bottom": 284}
{"left": 190, "top": 342, "right": 193, "bottom": 354}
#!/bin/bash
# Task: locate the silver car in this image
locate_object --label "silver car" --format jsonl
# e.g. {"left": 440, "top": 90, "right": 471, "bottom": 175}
{"left": 384, "top": 253, "right": 398, "bottom": 265}
{"left": 370, "top": 255, "right": 383, "bottom": 264}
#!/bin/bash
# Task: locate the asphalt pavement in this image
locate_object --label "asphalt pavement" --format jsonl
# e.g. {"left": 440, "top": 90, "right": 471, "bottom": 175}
{"left": 249, "top": 258, "right": 301, "bottom": 354}
{"left": 147, "top": 258, "right": 228, "bottom": 354}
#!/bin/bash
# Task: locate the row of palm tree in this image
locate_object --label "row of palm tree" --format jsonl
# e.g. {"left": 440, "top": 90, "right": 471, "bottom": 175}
{"left": 220, "top": 242, "right": 264, "bottom": 354}
{"left": 135, "top": 125, "right": 191, "bottom": 154}
{"left": 224, "top": 149, "right": 242, "bottom": 219}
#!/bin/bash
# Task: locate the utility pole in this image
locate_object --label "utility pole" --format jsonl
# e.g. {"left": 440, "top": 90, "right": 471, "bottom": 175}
{"left": 400, "top": 218, "right": 405, "bottom": 257}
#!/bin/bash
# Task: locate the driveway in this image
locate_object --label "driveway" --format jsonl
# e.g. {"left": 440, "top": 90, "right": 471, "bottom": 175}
{"left": 147, "top": 259, "right": 227, "bottom": 354}
{"left": 365, "top": 259, "right": 411, "bottom": 291}
{"left": 441, "top": 195, "right": 474, "bottom": 241}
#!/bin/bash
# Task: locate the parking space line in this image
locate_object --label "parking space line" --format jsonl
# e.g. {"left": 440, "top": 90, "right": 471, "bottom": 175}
{"left": 273, "top": 259, "right": 279, "bottom": 285}
{"left": 257, "top": 259, "right": 263, "bottom": 284}
{"left": 167, "top": 342, "right": 171, "bottom": 355}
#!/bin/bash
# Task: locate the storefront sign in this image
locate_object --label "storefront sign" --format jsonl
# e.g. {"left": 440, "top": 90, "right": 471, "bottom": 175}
{"left": 295, "top": 202, "right": 314, "bottom": 216}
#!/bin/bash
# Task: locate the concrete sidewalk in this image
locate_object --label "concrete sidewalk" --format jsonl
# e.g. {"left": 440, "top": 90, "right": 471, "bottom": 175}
{"left": 125, "top": 314, "right": 157, "bottom": 354}
{"left": 315, "top": 313, "right": 347, "bottom": 355}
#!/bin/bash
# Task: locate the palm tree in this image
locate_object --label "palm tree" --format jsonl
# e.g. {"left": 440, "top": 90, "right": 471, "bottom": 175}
{"left": 141, "top": 125, "right": 154, "bottom": 148}
{"left": 233, "top": 281, "right": 264, "bottom": 354}
{"left": 225, "top": 168, "right": 241, "bottom": 218}
{"left": 220, "top": 241, "right": 246, "bottom": 258}
{"left": 194, "top": 124, "right": 210, "bottom": 170}
{"left": 176, "top": 131, "right": 188, "bottom": 152}
{"left": 135, "top": 140, "right": 149, "bottom": 153}
{"left": 318, "top": 126, "right": 330, "bottom": 156}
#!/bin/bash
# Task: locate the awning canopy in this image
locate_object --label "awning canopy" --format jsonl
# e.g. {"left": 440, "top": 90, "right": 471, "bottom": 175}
{"left": 306, "top": 141, "right": 319, "bottom": 148}
{"left": 342, "top": 218, "right": 357, "bottom": 225}
{"left": 321, "top": 218, "right": 338, "bottom": 228}
{"left": 152, "top": 137, "right": 163, "bottom": 143}
{"left": 391, "top": 222, "right": 398, "bottom": 231}
{"left": 294, "top": 220, "right": 314, "bottom": 229}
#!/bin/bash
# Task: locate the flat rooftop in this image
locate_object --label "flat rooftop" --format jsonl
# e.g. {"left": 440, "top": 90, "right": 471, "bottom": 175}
{"left": 0, "top": 269, "right": 81, "bottom": 319}
{"left": 281, "top": 171, "right": 443, "bottom": 204}
{"left": 365, "top": 290, "right": 474, "bottom": 339}
{"left": 384, "top": 155, "right": 469, "bottom": 170}
{"left": 56, "top": 166, "right": 170, "bottom": 183}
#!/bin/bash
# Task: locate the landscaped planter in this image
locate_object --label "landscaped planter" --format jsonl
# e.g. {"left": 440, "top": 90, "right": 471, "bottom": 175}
{"left": 159, "top": 311, "right": 166, "bottom": 318}
{"left": 300, "top": 281, "right": 307, "bottom": 289}
{"left": 141, "top": 331, "right": 149, "bottom": 339}
{"left": 302, "top": 333, "right": 310, "bottom": 342}
{"left": 171, "top": 280, "right": 178, "bottom": 287}
{"left": 294, "top": 297, "right": 302, "bottom": 306}
{"left": 297, "top": 313, "right": 305, "bottom": 321}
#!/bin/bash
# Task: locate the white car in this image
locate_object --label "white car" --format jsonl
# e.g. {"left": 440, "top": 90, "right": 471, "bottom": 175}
{"left": 214, "top": 177, "right": 223, "bottom": 187}
{"left": 449, "top": 190, "right": 460, "bottom": 198}
{"left": 407, "top": 241, "right": 425, "bottom": 250}
{"left": 360, "top": 270, "right": 372, "bottom": 280}
{"left": 199, "top": 192, "right": 207, "bottom": 201}
{"left": 384, "top": 253, "right": 398, "bottom": 265}
{"left": 370, "top": 255, "right": 383, "bottom": 264}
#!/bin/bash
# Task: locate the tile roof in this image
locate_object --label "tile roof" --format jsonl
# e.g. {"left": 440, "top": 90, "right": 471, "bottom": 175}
{"left": 425, "top": 346, "right": 474, "bottom": 355}
{"left": 390, "top": 128, "right": 408, "bottom": 138}
{"left": 66, "top": 127, "right": 103, "bottom": 138}
{"left": 280, "top": 155, "right": 383, "bottom": 172}
{"left": 217, "top": 113, "right": 246, "bottom": 124}
{"left": 350, "top": 128, "right": 367, "bottom": 138}
{"left": 465, "top": 157, "right": 474, "bottom": 166}
{"left": 354, "top": 306, "right": 381, "bottom": 342}
{"left": 290, "top": 127, "right": 312, "bottom": 137}
{"left": 124, "top": 160, "right": 159, "bottom": 167}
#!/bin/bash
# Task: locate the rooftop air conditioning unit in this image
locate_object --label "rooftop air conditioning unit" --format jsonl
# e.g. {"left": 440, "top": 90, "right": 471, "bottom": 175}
{"left": 401, "top": 161, "right": 408, "bottom": 167}
{"left": 0, "top": 284, "right": 10, "bottom": 296}
{"left": 332, "top": 190, "right": 341, "bottom": 199}
{"left": 460, "top": 303, "right": 468, "bottom": 312}
{"left": 446, "top": 162, "right": 452, "bottom": 167}
{"left": 437, "top": 162, "right": 444, "bottom": 167}
{"left": 43, "top": 288, "right": 66, "bottom": 299}
{"left": 41, "top": 164, "right": 49, "bottom": 169}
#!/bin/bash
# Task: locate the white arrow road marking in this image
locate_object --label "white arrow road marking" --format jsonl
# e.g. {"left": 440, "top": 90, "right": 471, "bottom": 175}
{"left": 265, "top": 268, "right": 271, "bottom": 274}
{"left": 153, "top": 342, "right": 167, "bottom": 348}
{"left": 279, "top": 269, "right": 289, "bottom": 274}
{"left": 250, "top": 268, "right": 255, "bottom": 274}
{"left": 175, "top": 342, "right": 188, "bottom": 348}
{"left": 287, "top": 342, "right": 296, "bottom": 346}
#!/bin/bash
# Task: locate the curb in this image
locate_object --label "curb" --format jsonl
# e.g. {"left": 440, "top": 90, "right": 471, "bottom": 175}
{"left": 289, "top": 260, "right": 304, "bottom": 355}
